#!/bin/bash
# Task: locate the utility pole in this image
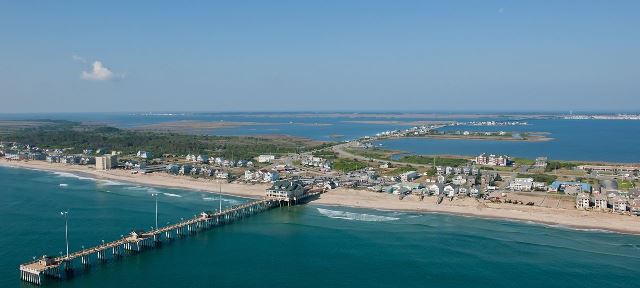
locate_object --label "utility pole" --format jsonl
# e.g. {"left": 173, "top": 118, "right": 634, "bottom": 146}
{"left": 151, "top": 193, "right": 158, "bottom": 229}
{"left": 60, "top": 211, "right": 69, "bottom": 259}
{"left": 219, "top": 182, "right": 222, "bottom": 212}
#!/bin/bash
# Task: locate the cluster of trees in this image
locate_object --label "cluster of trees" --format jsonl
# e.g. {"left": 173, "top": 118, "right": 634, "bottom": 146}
{"left": 545, "top": 161, "right": 579, "bottom": 172}
{"left": 1, "top": 122, "right": 332, "bottom": 161}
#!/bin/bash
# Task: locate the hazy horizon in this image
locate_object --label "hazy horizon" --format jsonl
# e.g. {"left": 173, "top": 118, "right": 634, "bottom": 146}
{"left": 1, "top": 1, "right": 639, "bottom": 113}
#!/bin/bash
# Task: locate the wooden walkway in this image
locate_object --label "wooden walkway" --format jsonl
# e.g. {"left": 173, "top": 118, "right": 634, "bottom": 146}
{"left": 19, "top": 198, "right": 279, "bottom": 285}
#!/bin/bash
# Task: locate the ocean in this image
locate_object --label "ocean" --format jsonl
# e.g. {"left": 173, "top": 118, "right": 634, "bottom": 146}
{"left": 2, "top": 112, "right": 639, "bottom": 162}
{"left": 1, "top": 166, "right": 639, "bottom": 287}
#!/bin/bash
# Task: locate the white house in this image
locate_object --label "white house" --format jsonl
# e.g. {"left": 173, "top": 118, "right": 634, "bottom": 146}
{"left": 593, "top": 194, "right": 608, "bottom": 210}
{"left": 611, "top": 197, "right": 628, "bottom": 213}
{"left": 137, "top": 151, "right": 153, "bottom": 159}
{"left": 444, "top": 185, "right": 457, "bottom": 197}
{"left": 509, "top": 178, "right": 534, "bottom": 191}
{"left": 400, "top": 171, "right": 419, "bottom": 182}
{"left": 576, "top": 193, "right": 590, "bottom": 209}
{"left": 257, "top": 155, "right": 275, "bottom": 163}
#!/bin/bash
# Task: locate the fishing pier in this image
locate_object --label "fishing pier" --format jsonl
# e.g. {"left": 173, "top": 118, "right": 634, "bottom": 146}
{"left": 19, "top": 198, "right": 279, "bottom": 285}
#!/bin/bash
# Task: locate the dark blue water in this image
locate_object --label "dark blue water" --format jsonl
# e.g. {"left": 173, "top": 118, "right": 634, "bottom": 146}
{"left": 379, "top": 119, "right": 640, "bottom": 162}
{"left": 1, "top": 165, "right": 639, "bottom": 287}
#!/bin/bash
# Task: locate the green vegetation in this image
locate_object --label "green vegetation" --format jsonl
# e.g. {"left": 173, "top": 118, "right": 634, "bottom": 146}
{"left": 545, "top": 161, "right": 580, "bottom": 172}
{"left": 618, "top": 180, "right": 636, "bottom": 190}
{"left": 384, "top": 166, "right": 417, "bottom": 176}
{"left": 512, "top": 157, "right": 535, "bottom": 165}
{"left": 0, "top": 121, "right": 333, "bottom": 161}
{"left": 312, "top": 149, "right": 338, "bottom": 160}
{"left": 398, "top": 155, "right": 468, "bottom": 167}
{"left": 345, "top": 148, "right": 392, "bottom": 160}
{"left": 332, "top": 158, "right": 369, "bottom": 172}
{"left": 517, "top": 173, "right": 558, "bottom": 184}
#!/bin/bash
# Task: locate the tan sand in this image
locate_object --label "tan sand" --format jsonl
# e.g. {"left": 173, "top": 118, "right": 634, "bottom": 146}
{"left": 2, "top": 159, "right": 639, "bottom": 234}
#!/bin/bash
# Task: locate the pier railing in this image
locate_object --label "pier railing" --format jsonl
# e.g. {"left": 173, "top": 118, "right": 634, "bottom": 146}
{"left": 19, "top": 198, "right": 279, "bottom": 285}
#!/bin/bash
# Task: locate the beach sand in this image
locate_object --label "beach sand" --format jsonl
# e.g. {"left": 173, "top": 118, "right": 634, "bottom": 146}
{"left": 2, "top": 159, "right": 639, "bottom": 234}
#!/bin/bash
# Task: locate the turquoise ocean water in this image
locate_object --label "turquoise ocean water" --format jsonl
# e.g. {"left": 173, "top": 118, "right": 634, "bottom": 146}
{"left": 1, "top": 166, "right": 639, "bottom": 287}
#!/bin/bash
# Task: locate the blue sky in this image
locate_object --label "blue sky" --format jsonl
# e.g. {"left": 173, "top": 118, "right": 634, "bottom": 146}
{"left": 0, "top": 1, "right": 638, "bottom": 113}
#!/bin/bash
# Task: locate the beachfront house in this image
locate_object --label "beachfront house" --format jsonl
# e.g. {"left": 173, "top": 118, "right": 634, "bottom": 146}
{"left": 630, "top": 198, "right": 640, "bottom": 216}
{"left": 509, "top": 178, "right": 534, "bottom": 191}
{"left": 444, "top": 185, "right": 457, "bottom": 197}
{"left": 266, "top": 180, "right": 306, "bottom": 201}
{"left": 427, "top": 183, "right": 444, "bottom": 195}
{"left": 576, "top": 193, "right": 591, "bottom": 209}
{"left": 166, "top": 164, "right": 180, "bottom": 174}
{"left": 549, "top": 181, "right": 592, "bottom": 195}
{"left": 178, "top": 165, "right": 193, "bottom": 175}
{"left": 593, "top": 194, "right": 609, "bottom": 210}
{"left": 611, "top": 197, "right": 628, "bottom": 213}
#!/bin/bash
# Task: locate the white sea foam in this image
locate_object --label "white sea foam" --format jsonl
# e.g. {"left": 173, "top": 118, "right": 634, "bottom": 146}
{"left": 98, "top": 180, "right": 124, "bottom": 186}
{"left": 51, "top": 171, "right": 95, "bottom": 181}
{"left": 317, "top": 208, "right": 399, "bottom": 222}
{"left": 202, "top": 197, "right": 242, "bottom": 205}
{"left": 163, "top": 193, "right": 182, "bottom": 198}
{"left": 59, "top": 183, "right": 68, "bottom": 187}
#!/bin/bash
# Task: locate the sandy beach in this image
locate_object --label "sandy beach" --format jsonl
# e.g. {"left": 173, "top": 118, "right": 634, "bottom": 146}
{"left": 2, "top": 159, "right": 639, "bottom": 235}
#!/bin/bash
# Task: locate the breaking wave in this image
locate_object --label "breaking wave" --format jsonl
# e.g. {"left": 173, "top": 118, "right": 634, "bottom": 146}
{"left": 202, "top": 197, "right": 242, "bottom": 205}
{"left": 51, "top": 171, "right": 94, "bottom": 181}
{"left": 163, "top": 193, "right": 182, "bottom": 198}
{"left": 317, "top": 208, "right": 399, "bottom": 222}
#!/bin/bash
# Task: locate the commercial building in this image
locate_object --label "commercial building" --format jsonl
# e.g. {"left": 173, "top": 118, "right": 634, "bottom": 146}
{"left": 96, "top": 154, "right": 118, "bottom": 170}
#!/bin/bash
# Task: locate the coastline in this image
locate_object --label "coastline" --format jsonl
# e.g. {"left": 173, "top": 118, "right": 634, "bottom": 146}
{"left": 2, "top": 159, "right": 639, "bottom": 235}
{"left": 391, "top": 134, "right": 553, "bottom": 142}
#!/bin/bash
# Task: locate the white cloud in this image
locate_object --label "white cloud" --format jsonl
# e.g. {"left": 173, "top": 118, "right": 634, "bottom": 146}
{"left": 81, "top": 61, "right": 123, "bottom": 81}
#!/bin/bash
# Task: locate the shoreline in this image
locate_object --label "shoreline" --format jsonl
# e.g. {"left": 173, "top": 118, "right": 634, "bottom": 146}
{"left": 387, "top": 134, "right": 553, "bottom": 142}
{"left": 2, "top": 159, "right": 639, "bottom": 235}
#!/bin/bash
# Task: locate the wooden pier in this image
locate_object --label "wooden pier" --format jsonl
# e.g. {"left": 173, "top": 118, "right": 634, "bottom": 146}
{"left": 19, "top": 198, "right": 279, "bottom": 285}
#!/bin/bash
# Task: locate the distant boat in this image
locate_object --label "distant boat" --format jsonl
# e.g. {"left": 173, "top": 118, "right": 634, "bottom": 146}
{"left": 59, "top": 183, "right": 68, "bottom": 187}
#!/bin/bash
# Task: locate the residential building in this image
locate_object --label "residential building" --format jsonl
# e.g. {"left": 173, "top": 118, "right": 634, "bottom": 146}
{"left": 534, "top": 157, "right": 548, "bottom": 168}
{"left": 400, "top": 171, "right": 419, "bottom": 182}
{"left": 576, "top": 193, "right": 590, "bottom": 209}
{"left": 611, "top": 197, "right": 628, "bottom": 213}
{"left": 593, "top": 194, "right": 608, "bottom": 210}
{"left": 95, "top": 155, "right": 118, "bottom": 170}
{"left": 266, "top": 180, "right": 306, "bottom": 201}
{"left": 509, "top": 178, "right": 534, "bottom": 191}
{"left": 549, "top": 181, "right": 592, "bottom": 194}
{"left": 257, "top": 155, "right": 275, "bottom": 163}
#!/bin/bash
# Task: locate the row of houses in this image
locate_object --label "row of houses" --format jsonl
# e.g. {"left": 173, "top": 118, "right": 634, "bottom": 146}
{"left": 301, "top": 156, "right": 331, "bottom": 170}
{"left": 379, "top": 182, "right": 482, "bottom": 198}
{"left": 508, "top": 179, "right": 593, "bottom": 194}
{"left": 184, "top": 154, "right": 254, "bottom": 167}
{"left": 576, "top": 192, "right": 640, "bottom": 214}
{"left": 243, "top": 169, "right": 280, "bottom": 183}
{"left": 165, "top": 164, "right": 229, "bottom": 179}
{"left": 474, "top": 153, "right": 511, "bottom": 166}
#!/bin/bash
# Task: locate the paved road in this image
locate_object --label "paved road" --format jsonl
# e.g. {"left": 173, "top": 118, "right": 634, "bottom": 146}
{"left": 331, "top": 143, "right": 434, "bottom": 168}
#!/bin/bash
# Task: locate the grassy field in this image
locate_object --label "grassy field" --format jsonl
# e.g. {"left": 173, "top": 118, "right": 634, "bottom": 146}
{"left": 0, "top": 121, "right": 333, "bottom": 160}
{"left": 332, "top": 158, "right": 370, "bottom": 172}
{"left": 618, "top": 180, "right": 636, "bottom": 190}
